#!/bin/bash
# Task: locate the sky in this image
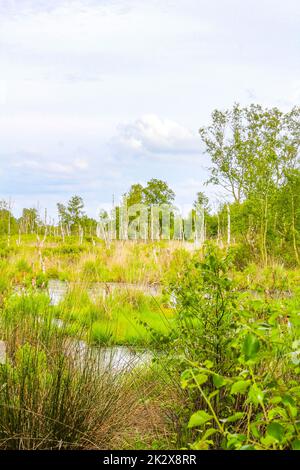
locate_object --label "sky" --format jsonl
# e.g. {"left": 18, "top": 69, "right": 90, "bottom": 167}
{"left": 0, "top": 0, "right": 299, "bottom": 219}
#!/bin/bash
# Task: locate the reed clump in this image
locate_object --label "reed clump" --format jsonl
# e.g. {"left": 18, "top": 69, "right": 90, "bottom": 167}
{"left": 0, "top": 292, "right": 146, "bottom": 449}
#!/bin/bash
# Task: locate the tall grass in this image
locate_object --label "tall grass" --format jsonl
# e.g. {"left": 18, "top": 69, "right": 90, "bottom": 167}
{"left": 0, "top": 292, "right": 146, "bottom": 449}
{"left": 2, "top": 236, "right": 190, "bottom": 286}
{"left": 54, "top": 286, "right": 174, "bottom": 346}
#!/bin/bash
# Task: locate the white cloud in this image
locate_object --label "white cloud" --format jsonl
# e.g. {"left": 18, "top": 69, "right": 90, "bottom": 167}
{"left": 12, "top": 156, "right": 89, "bottom": 177}
{"left": 0, "top": 0, "right": 299, "bottom": 217}
{"left": 114, "top": 114, "right": 200, "bottom": 156}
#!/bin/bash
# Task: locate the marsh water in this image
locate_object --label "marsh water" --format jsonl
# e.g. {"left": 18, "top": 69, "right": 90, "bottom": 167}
{"left": 0, "top": 337, "right": 151, "bottom": 373}
{"left": 46, "top": 280, "right": 155, "bottom": 371}
{"left": 9, "top": 281, "right": 291, "bottom": 373}
{"left": 67, "top": 341, "right": 152, "bottom": 373}
{"left": 10, "top": 280, "right": 156, "bottom": 373}
{"left": 48, "top": 279, "right": 161, "bottom": 306}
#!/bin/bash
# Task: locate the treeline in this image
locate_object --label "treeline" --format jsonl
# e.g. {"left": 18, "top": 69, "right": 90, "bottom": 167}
{"left": 1, "top": 104, "right": 299, "bottom": 265}
{"left": 200, "top": 104, "right": 300, "bottom": 265}
{"left": 0, "top": 179, "right": 177, "bottom": 238}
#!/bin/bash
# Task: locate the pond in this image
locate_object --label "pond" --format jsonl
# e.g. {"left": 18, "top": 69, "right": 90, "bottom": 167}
{"left": 68, "top": 341, "right": 152, "bottom": 373}
{"left": 48, "top": 279, "right": 161, "bottom": 306}
{"left": 10, "top": 281, "right": 157, "bottom": 372}
{"left": 0, "top": 337, "right": 152, "bottom": 373}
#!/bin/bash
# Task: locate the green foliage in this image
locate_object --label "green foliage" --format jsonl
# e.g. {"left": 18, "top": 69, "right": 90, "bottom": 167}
{"left": 124, "top": 179, "right": 175, "bottom": 207}
{"left": 19, "top": 208, "right": 40, "bottom": 233}
{"left": 124, "top": 183, "right": 144, "bottom": 207}
{"left": 1, "top": 227, "right": 300, "bottom": 450}
{"left": 16, "top": 259, "right": 32, "bottom": 273}
{"left": 242, "top": 334, "right": 260, "bottom": 362}
{"left": 172, "top": 247, "right": 300, "bottom": 450}
{"left": 0, "top": 201, "right": 18, "bottom": 236}
{"left": 0, "top": 244, "right": 14, "bottom": 259}
{"left": 0, "top": 292, "right": 146, "bottom": 449}
{"left": 169, "top": 245, "right": 237, "bottom": 369}
{"left": 142, "top": 178, "right": 175, "bottom": 206}
{"left": 52, "top": 284, "right": 172, "bottom": 347}
{"left": 200, "top": 104, "right": 300, "bottom": 264}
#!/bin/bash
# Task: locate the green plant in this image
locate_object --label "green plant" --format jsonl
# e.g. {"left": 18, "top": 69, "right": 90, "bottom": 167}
{"left": 182, "top": 324, "right": 300, "bottom": 450}
{"left": 0, "top": 292, "right": 144, "bottom": 449}
{"left": 175, "top": 248, "right": 300, "bottom": 450}
{"left": 170, "top": 245, "right": 237, "bottom": 368}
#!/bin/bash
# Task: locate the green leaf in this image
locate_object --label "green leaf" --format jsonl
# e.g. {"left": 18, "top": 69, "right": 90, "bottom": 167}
{"left": 195, "top": 374, "right": 209, "bottom": 386}
{"left": 225, "top": 412, "right": 245, "bottom": 423}
{"left": 226, "top": 433, "right": 246, "bottom": 449}
{"left": 230, "top": 380, "right": 251, "bottom": 395}
{"left": 292, "top": 439, "right": 300, "bottom": 450}
{"left": 288, "top": 404, "right": 298, "bottom": 418}
{"left": 242, "top": 334, "right": 260, "bottom": 361}
{"left": 267, "top": 407, "right": 287, "bottom": 420}
{"left": 203, "top": 360, "right": 214, "bottom": 369}
{"left": 180, "top": 370, "right": 191, "bottom": 389}
{"left": 190, "top": 440, "right": 211, "bottom": 450}
{"left": 250, "top": 423, "right": 261, "bottom": 439}
{"left": 281, "top": 395, "right": 298, "bottom": 418}
{"left": 188, "top": 410, "right": 213, "bottom": 428}
{"left": 266, "top": 422, "right": 284, "bottom": 442}
{"left": 248, "top": 384, "right": 264, "bottom": 405}
{"left": 213, "top": 374, "right": 226, "bottom": 388}
{"left": 203, "top": 428, "right": 218, "bottom": 440}
{"left": 208, "top": 390, "right": 219, "bottom": 400}
{"left": 269, "top": 396, "right": 282, "bottom": 404}
{"left": 282, "top": 394, "right": 295, "bottom": 406}
{"left": 261, "top": 435, "right": 277, "bottom": 447}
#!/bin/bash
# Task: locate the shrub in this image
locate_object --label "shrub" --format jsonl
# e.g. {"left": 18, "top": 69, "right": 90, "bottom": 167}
{"left": 167, "top": 245, "right": 300, "bottom": 450}
{"left": 0, "top": 293, "right": 142, "bottom": 449}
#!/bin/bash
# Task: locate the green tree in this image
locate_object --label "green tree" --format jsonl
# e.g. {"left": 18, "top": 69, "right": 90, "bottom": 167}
{"left": 0, "top": 201, "right": 18, "bottom": 236}
{"left": 19, "top": 208, "right": 40, "bottom": 234}
{"left": 99, "top": 209, "right": 109, "bottom": 221}
{"left": 274, "top": 169, "right": 300, "bottom": 265}
{"left": 57, "top": 203, "right": 70, "bottom": 226}
{"left": 193, "top": 192, "right": 210, "bottom": 212}
{"left": 67, "top": 196, "right": 85, "bottom": 227}
{"left": 124, "top": 179, "right": 175, "bottom": 207}
{"left": 57, "top": 196, "right": 85, "bottom": 233}
{"left": 199, "top": 104, "right": 300, "bottom": 204}
{"left": 199, "top": 104, "right": 249, "bottom": 203}
{"left": 124, "top": 184, "right": 144, "bottom": 207}
{"left": 143, "top": 178, "right": 175, "bottom": 206}
{"left": 200, "top": 104, "right": 300, "bottom": 262}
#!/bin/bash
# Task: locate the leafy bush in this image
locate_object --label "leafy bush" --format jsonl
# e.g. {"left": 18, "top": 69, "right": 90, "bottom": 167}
{"left": 168, "top": 246, "right": 300, "bottom": 450}
{"left": 169, "top": 245, "right": 237, "bottom": 367}
{"left": 182, "top": 322, "right": 300, "bottom": 450}
{"left": 229, "top": 243, "right": 254, "bottom": 270}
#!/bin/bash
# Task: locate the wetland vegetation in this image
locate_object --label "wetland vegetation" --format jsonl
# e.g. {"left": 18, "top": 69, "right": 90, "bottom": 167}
{"left": 1, "top": 104, "right": 300, "bottom": 450}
